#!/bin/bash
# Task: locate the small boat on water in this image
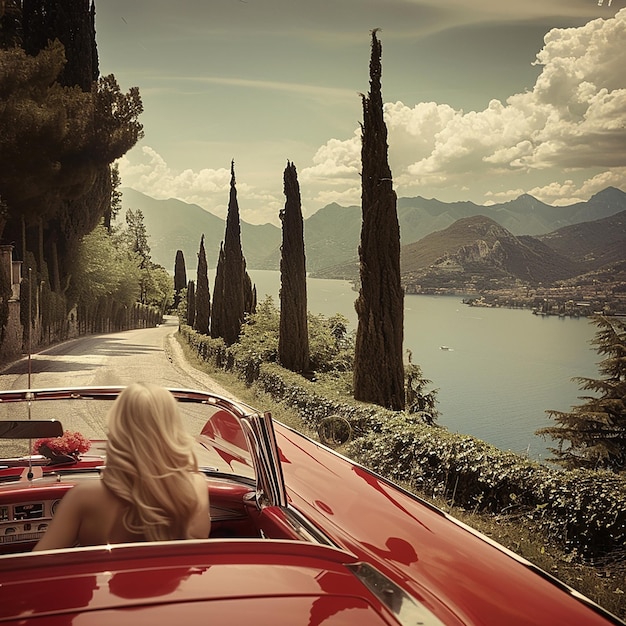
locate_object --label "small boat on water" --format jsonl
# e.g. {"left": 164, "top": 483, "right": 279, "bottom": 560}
{"left": 440, "top": 345, "right": 453, "bottom": 351}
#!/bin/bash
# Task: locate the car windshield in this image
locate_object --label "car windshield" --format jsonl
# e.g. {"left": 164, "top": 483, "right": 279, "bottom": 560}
{"left": 0, "top": 388, "right": 256, "bottom": 483}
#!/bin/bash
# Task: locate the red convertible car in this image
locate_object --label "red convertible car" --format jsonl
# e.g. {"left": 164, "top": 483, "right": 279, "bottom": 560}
{"left": 0, "top": 386, "right": 622, "bottom": 625}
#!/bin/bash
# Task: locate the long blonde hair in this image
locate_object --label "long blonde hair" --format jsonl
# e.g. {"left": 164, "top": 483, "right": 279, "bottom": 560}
{"left": 103, "top": 383, "right": 200, "bottom": 541}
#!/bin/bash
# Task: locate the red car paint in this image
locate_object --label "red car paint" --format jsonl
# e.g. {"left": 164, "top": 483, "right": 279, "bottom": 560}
{"left": 0, "top": 387, "right": 622, "bottom": 626}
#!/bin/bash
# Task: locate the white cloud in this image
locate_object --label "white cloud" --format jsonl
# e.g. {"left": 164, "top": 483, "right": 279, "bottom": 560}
{"left": 298, "top": 135, "right": 362, "bottom": 211}
{"left": 310, "top": 186, "right": 362, "bottom": 209}
{"left": 118, "top": 146, "right": 231, "bottom": 212}
{"left": 527, "top": 167, "right": 626, "bottom": 205}
{"left": 300, "top": 135, "right": 361, "bottom": 182}
{"left": 302, "top": 8, "right": 626, "bottom": 206}
{"left": 119, "top": 146, "right": 297, "bottom": 224}
{"left": 119, "top": 9, "right": 626, "bottom": 218}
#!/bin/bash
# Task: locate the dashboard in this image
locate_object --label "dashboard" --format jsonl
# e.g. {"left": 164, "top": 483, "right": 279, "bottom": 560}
{"left": 0, "top": 474, "right": 262, "bottom": 553}
{"left": 0, "top": 499, "right": 59, "bottom": 547}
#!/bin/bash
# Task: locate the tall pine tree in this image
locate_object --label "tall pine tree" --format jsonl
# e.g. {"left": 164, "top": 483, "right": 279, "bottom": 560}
{"left": 538, "top": 316, "right": 626, "bottom": 472}
{"left": 194, "top": 235, "right": 210, "bottom": 335}
{"left": 211, "top": 161, "right": 254, "bottom": 346}
{"left": 211, "top": 243, "right": 225, "bottom": 340}
{"left": 21, "top": 0, "right": 98, "bottom": 91}
{"left": 278, "top": 161, "right": 309, "bottom": 373}
{"left": 173, "top": 249, "right": 187, "bottom": 309}
{"left": 186, "top": 280, "right": 195, "bottom": 328}
{"left": 353, "top": 30, "right": 405, "bottom": 411}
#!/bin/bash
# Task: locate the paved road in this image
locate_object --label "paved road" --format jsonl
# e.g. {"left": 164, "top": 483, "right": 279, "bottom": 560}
{"left": 0, "top": 316, "right": 239, "bottom": 455}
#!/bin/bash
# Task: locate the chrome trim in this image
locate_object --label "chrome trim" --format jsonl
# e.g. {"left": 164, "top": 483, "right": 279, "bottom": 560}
{"left": 347, "top": 562, "right": 446, "bottom": 626}
{"left": 240, "top": 413, "right": 287, "bottom": 508}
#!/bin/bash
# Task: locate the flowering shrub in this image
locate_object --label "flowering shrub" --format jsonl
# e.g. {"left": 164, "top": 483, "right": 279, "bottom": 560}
{"left": 32, "top": 430, "right": 91, "bottom": 458}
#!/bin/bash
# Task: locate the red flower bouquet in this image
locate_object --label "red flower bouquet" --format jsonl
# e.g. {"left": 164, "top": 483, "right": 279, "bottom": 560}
{"left": 32, "top": 430, "right": 91, "bottom": 460}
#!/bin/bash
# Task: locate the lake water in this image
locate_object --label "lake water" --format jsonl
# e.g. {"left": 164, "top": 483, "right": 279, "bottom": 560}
{"left": 248, "top": 269, "right": 599, "bottom": 462}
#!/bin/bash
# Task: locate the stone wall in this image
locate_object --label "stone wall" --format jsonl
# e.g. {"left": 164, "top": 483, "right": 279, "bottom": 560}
{"left": 0, "top": 246, "right": 23, "bottom": 361}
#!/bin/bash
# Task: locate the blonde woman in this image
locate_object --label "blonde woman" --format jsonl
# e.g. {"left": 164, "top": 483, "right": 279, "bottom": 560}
{"left": 34, "top": 383, "right": 210, "bottom": 550}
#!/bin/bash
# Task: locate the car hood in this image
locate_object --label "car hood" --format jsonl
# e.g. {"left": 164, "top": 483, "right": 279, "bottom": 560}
{"left": 0, "top": 540, "right": 397, "bottom": 625}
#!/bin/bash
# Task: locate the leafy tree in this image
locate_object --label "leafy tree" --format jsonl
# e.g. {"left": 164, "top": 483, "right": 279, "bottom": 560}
{"left": 0, "top": 39, "right": 142, "bottom": 241}
{"left": 122, "top": 207, "right": 151, "bottom": 303}
{"left": 404, "top": 350, "right": 439, "bottom": 424}
{"left": 538, "top": 316, "right": 626, "bottom": 472}
{"left": 0, "top": 41, "right": 89, "bottom": 228}
{"left": 70, "top": 222, "right": 140, "bottom": 310}
{"left": 0, "top": 1, "right": 143, "bottom": 346}
{"left": 307, "top": 312, "right": 354, "bottom": 373}
{"left": 279, "top": 161, "right": 309, "bottom": 373}
{"left": 0, "top": 29, "right": 142, "bottom": 304}
{"left": 235, "top": 297, "right": 354, "bottom": 374}
{"left": 353, "top": 29, "right": 405, "bottom": 410}
{"left": 234, "top": 296, "right": 280, "bottom": 363}
{"left": 194, "top": 235, "right": 210, "bottom": 335}
{"left": 211, "top": 161, "right": 254, "bottom": 346}
{"left": 142, "top": 265, "right": 173, "bottom": 314}
{"left": 124, "top": 208, "right": 150, "bottom": 267}
{"left": 110, "top": 207, "right": 173, "bottom": 311}
{"left": 174, "top": 249, "right": 187, "bottom": 309}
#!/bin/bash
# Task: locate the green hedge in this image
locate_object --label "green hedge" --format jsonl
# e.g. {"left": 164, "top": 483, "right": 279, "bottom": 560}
{"left": 349, "top": 416, "right": 626, "bottom": 559}
{"left": 179, "top": 325, "right": 626, "bottom": 560}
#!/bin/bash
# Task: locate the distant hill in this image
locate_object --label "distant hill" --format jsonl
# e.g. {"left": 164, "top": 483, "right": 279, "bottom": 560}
{"left": 319, "top": 207, "right": 626, "bottom": 290}
{"left": 401, "top": 207, "right": 626, "bottom": 291}
{"left": 400, "top": 216, "right": 582, "bottom": 291}
{"left": 536, "top": 209, "right": 626, "bottom": 271}
{"left": 119, "top": 188, "right": 281, "bottom": 272}
{"left": 119, "top": 186, "right": 626, "bottom": 276}
{"left": 396, "top": 187, "right": 626, "bottom": 242}
{"left": 253, "top": 202, "right": 363, "bottom": 272}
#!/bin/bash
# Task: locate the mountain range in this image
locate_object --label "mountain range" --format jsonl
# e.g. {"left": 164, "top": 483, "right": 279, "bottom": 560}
{"left": 119, "top": 186, "right": 626, "bottom": 288}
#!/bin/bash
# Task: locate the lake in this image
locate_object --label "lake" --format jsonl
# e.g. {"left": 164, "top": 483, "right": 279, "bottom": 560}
{"left": 248, "top": 269, "right": 599, "bottom": 462}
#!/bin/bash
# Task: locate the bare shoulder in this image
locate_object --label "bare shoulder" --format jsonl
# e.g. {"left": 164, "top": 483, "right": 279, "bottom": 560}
{"left": 65, "top": 480, "right": 110, "bottom": 508}
{"left": 192, "top": 472, "right": 208, "bottom": 487}
{"left": 188, "top": 472, "right": 210, "bottom": 539}
{"left": 70, "top": 479, "right": 106, "bottom": 495}
{"left": 192, "top": 472, "right": 209, "bottom": 499}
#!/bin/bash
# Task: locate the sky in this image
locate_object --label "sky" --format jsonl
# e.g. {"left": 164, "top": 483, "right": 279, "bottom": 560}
{"left": 93, "top": 0, "right": 626, "bottom": 226}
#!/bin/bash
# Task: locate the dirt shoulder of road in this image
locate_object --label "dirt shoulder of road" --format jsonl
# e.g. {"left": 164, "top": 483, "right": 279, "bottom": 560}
{"left": 164, "top": 331, "right": 242, "bottom": 402}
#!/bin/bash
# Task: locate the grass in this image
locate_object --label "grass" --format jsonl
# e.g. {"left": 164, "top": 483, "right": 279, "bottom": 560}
{"left": 175, "top": 334, "right": 626, "bottom": 622}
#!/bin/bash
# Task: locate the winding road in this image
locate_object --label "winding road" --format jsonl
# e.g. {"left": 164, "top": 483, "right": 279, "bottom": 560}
{"left": 0, "top": 316, "right": 238, "bottom": 451}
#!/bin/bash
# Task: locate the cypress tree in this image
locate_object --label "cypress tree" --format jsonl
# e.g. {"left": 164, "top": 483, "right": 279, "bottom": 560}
{"left": 278, "top": 161, "right": 309, "bottom": 373}
{"left": 21, "top": 0, "right": 98, "bottom": 90}
{"left": 211, "top": 243, "right": 225, "bottom": 340}
{"left": 244, "top": 271, "right": 257, "bottom": 317}
{"left": 0, "top": 0, "right": 23, "bottom": 48}
{"left": 194, "top": 235, "right": 210, "bottom": 335}
{"left": 537, "top": 316, "right": 626, "bottom": 472}
{"left": 212, "top": 161, "right": 254, "bottom": 346}
{"left": 186, "top": 280, "right": 195, "bottom": 328}
{"left": 173, "top": 249, "right": 187, "bottom": 308}
{"left": 353, "top": 29, "right": 405, "bottom": 411}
